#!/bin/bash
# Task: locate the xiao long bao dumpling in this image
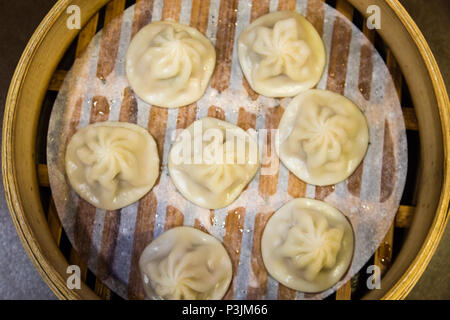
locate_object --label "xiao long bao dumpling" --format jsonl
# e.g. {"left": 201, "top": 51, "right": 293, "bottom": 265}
{"left": 65, "top": 122, "right": 160, "bottom": 210}
{"left": 278, "top": 89, "right": 369, "bottom": 186}
{"left": 139, "top": 227, "right": 232, "bottom": 300}
{"left": 238, "top": 11, "right": 326, "bottom": 97}
{"left": 262, "top": 198, "right": 354, "bottom": 293}
{"left": 126, "top": 21, "right": 216, "bottom": 108}
{"left": 168, "top": 117, "right": 259, "bottom": 209}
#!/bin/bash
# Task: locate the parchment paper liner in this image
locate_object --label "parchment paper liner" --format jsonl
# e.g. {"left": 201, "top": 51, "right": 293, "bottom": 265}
{"left": 47, "top": 0, "right": 407, "bottom": 299}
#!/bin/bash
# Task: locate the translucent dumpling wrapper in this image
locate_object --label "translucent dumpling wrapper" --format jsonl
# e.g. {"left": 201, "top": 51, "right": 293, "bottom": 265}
{"left": 261, "top": 198, "right": 354, "bottom": 293}
{"left": 278, "top": 89, "right": 369, "bottom": 186}
{"left": 168, "top": 117, "right": 260, "bottom": 209}
{"left": 139, "top": 226, "right": 233, "bottom": 300}
{"left": 238, "top": 11, "right": 326, "bottom": 97}
{"left": 126, "top": 21, "right": 216, "bottom": 108}
{"left": 65, "top": 122, "right": 160, "bottom": 210}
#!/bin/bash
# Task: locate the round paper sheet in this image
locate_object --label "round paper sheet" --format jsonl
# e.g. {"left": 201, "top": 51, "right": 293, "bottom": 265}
{"left": 47, "top": 0, "right": 407, "bottom": 300}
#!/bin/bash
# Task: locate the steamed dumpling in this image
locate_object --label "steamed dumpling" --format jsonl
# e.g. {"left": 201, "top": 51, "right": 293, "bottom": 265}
{"left": 261, "top": 198, "right": 354, "bottom": 293}
{"left": 65, "top": 122, "right": 159, "bottom": 210}
{"left": 278, "top": 89, "right": 369, "bottom": 186}
{"left": 139, "top": 226, "right": 232, "bottom": 300}
{"left": 126, "top": 21, "right": 216, "bottom": 108}
{"left": 238, "top": 11, "right": 326, "bottom": 97}
{"left": 168, "top": 117, "right": 259, "bottom": 209}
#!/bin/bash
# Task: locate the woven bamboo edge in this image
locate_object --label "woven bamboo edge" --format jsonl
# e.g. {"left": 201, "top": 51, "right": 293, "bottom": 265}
{"left": 379, "top": 0, "right": 450, "bottom": 300}
{"left": 2, "top": 0, "right": 449, "bottom": 300}
{"left": 2, "top": 0, "right": 108, "bottom": 300}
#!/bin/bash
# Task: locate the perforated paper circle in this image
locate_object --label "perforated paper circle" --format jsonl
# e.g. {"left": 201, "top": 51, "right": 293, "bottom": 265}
{"left": 47, "top": 0, "right": 407, "bottom": 299}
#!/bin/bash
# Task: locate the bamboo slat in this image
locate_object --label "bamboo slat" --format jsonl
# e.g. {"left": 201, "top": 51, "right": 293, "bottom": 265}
{"left": 336, "top": 0, "right": 353, "bottom": 20}
{"left": 38, "top": 164, "right": 50, "bottom": 187}
{"left": 68, "top": 249, "right": 88, "bottom": 282}
{"left": 47, "top": 70, "right": 68, "bottom": 91}
{"left": 403, "top": 108, "right": 419, "bottom": 130}
{"left": 395, "top": 205, "right": 415, "bottom": 228}
{"left": 335, "top": 281, "right": 352, "bottom": 300}
{"left": 374, "top": 224, "right": 395, "bottom": 275}
{"left": 76, "top": 13, "right": 100, "bottom": 57}
{"left": 95, "top": 278, "right": 112, "bottom": 300}
{"left": 47, "top": 198, "right": 62, "bottom": 247}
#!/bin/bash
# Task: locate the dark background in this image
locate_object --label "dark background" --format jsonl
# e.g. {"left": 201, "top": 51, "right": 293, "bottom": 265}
{"left": 0, "top": 0, "right": 448, "bottom": 299}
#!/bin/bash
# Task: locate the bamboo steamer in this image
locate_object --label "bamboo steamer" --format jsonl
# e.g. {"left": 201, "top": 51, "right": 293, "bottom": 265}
{"left": 2, "top": 0, "right": 449, "bottom": 300}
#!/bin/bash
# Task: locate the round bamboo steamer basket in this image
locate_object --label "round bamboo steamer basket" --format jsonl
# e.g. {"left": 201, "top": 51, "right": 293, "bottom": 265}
{"left": 2, "top": 0, "right": 449, "bottom": 300}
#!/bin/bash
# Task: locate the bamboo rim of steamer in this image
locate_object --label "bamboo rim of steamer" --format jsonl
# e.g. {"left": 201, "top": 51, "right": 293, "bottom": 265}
{"left": 2, "top": 0, "right": 449, "bottom": 300}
